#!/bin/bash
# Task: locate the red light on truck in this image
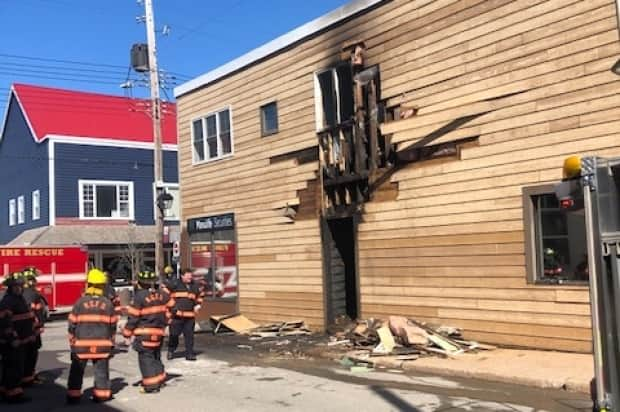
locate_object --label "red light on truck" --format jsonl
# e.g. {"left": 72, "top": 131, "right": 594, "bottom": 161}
{"left": 560, "top": 198, "right": 575, "bottom": 209}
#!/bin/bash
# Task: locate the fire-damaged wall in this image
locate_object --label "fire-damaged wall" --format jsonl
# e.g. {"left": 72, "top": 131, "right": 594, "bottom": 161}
{"left": 177, "top": 0, "right": 620, "bottom": 351}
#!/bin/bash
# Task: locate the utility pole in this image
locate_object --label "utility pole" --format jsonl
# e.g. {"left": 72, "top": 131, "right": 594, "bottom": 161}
{"left": 143, "top": 0, "right": 165, "bottom": 279}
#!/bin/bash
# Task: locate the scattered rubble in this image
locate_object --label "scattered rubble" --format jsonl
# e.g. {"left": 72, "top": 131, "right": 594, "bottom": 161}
{"left": 207, "top": 313, "right": 495, "bottom": 372}
{"left": 210, "top": 314, "right": 312, "bottom": 339}
{"left": 248, "top": 320, "right": 312, "bottom": 338}
{"left": 332, "top": 316, "right": 495, "bottom": 372}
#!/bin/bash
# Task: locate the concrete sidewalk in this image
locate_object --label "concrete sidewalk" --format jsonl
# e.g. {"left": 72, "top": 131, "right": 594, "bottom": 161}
{"left": 335, "top": 348, "right": 594, "bottom": 394}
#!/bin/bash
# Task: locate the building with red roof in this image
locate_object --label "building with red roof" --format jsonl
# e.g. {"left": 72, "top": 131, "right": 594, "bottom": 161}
{"left": 0, "top": 83, "right": 180, "bottom": 281}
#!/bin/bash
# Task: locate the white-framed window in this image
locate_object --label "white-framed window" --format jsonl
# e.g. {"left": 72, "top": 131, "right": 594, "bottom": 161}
{"left": 314, "top": 63, "right": 354, "bottom": 131}
{"left": 153, "top": 183, "right": 180, "bottom": 221}
{"left": 78, "top": 180, "right": 134, "bottom": 220}
{"left": 8, "top": 199, "right": 16, "bottom": 226}
{"left": 17, "top": 196, "right": 25, "bottom": 224}
{"left": 32, "top": 190, "right": 40, "bottom": 221}
{"left": 191, "top": 107, "right": 233, "bottom": 164}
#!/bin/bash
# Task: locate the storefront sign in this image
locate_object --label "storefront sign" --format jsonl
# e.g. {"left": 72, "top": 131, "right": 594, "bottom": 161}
{"left": 187, "top": 213, "right": 235, "bottom": 233}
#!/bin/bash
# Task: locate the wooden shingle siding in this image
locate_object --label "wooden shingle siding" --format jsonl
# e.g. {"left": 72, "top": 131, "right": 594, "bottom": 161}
{"left": 177, "top": 0, "right": 620, "bottom": 350}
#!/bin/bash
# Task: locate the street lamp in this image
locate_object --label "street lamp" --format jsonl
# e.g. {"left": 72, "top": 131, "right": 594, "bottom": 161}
{"left": 155, "top": 186, "right": 173, "bottom": 281}
{"left": 156, "top": 189, "right": 174, "bottom": 212}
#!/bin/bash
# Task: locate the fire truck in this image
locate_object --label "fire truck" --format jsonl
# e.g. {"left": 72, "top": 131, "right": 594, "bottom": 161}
{"left": 554, "top": 156, "right": 620, "bottom": 412}
{"left": 0, "top": 246, "right": 89, "bottom": 316}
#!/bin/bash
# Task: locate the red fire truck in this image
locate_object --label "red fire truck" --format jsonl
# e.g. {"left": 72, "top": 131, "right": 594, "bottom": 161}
{"left": 0, "top": 246, "right": 89, "bottom": 316}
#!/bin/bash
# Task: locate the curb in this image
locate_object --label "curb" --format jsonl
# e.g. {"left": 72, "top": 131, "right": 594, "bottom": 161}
{"left": 318, "top": 349, "right": 590, "bottom": 394}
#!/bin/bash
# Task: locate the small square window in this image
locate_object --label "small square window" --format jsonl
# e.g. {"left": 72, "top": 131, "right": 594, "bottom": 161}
{"left": 260, "top": 102, "right": 278, "bottom": 136}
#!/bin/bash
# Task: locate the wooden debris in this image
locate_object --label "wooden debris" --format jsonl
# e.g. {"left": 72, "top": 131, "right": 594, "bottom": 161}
{"left": 331, "top": 315, "right": 495, "bottom": 370}
{"left": 248, "top": 320, "right": 311, "bottom": 338}
{"left": 211, "top": 314, "right": 258, "bottom": 334}
{"left": 427, "top": 334, "right": 462, "bottom": 354}
{"left": 388, "top": 316, "right": 428, "bottom": 346}
{"left": 373, "top": 326, "right": 396, "bottom": 354}
{"left": 328, "top": 339, "right": 351, "bottom": 346}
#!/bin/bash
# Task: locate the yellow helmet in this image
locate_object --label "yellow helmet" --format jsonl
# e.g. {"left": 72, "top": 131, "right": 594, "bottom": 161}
{"left": 138, "top": 270, "right": 157, "bottom": 282}
{"left": 3, "top": 272, "right": 25, "bottom": 287}
{"left": 164, "top": 265, "right": 174, "bottom": 275}
{"left": 87, "top": 268, "right": 107, "bottom": 285}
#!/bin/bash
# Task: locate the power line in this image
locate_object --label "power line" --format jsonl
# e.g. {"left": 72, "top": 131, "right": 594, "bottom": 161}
{"left": 175, "top": 0, "right": 245, "bottom": 41}
{"left": 0, "top": 52, "right": 127, "bottom": 70}
{"left": 0, "top": 61, "right": 128, "bottom": 76}
{"left": 0, "top": 65, "right": 140, "bottom": 82}
{"left": 0, "top": 53, "right": 193, "bottom": 81}
{"left": 0, "top": 71, "right": 131, "bottom": 86}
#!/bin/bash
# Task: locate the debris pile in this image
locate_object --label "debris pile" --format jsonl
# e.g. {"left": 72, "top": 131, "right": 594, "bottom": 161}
{"left": 334, "top": 316, "right": 496, "bottom": 371}
{"left": 210, "top": 314, "right": 311, "bottom": 338}
{"left": 248, "top": 320, "right": 312, "bottom": 339}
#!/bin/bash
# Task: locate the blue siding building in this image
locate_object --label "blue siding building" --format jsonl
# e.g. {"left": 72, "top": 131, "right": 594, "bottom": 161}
{"left": 0, "top": 94, "right": 49, "bottom": 243}
{"left": 0, "top": 83, "right": 179, "bottom": 277}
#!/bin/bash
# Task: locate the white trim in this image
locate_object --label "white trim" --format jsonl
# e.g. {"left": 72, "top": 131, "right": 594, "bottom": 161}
{"left": 47, "top": 135, "right": 178, "bottom": 151}
{"left": 78, "top": 179, "right": 135, "bottom": 220}
{"left": 0, "top": 91, "right": 12, "bottom": 141}
{"left": 0, "top": 87, "right": 39, "bottom": 143}
{"left": 38, "top": 273, "right": 86, "bottom": 283}
{"left": 9, "top": 198, "right": 16, "bottom": 226}
{"left": 191, "top": 106, "right": 234, "bottom": 165}
{"left": 174, "top": 0, "right": 385, "bottom": 97}
{"left": 17, "top": 195, "right": 25, "bottom": 224}
{"left": 48, "top": 140, "right": 56, "bottom": 226}
{"left": 32, "top": 189, "right": 40, "bottom": 221}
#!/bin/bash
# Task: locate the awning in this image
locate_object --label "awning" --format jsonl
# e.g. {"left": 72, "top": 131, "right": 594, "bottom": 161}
{"left": 7, "top": 225, "right": 163, "bottom": 246}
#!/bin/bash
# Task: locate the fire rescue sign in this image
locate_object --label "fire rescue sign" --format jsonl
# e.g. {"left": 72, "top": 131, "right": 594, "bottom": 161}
{"left": 187, "top": 213, "right": 235, "bottom": 234}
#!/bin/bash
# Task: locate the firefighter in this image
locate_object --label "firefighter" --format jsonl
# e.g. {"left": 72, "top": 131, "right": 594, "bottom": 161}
{"left": 21, "top": 267, "right": 45, "bottom": 386}
{"left": 66, "top": 268, "right": 118, "bottom": 405}
{"left": 161, "top": 265, "right": 177, "bottom": 294}
{"left": 167, "top": 268, "right": 202, "bottom": 361}
{"left": 123, "top": 270, "right": 174, "bottom": 393}
{"left": 103, "top": 271, "right": 122, "bottom": 316}
{"left": 0, "top": 272, "right": 35, "bottom": 404}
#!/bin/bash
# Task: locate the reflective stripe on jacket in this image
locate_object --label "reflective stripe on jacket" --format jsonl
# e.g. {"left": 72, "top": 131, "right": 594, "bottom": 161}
{"left": 169, "top": 281, "right": 201, "bottom": 317}
{"left": 68, "top": 294, "right": 116, "bottom": 359}
{"left": 23, "top": 287, "right": 45, "bottom": 335}
{"left": 123, "top": 288, "right": 172, "bottom": 349}
{"left": 0, "top": 293, "right": 35, "bottom": 346}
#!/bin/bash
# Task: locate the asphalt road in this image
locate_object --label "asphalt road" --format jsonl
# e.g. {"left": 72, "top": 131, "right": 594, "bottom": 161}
{"left": 1, "top": 317, "right": 593, "bottom": 412}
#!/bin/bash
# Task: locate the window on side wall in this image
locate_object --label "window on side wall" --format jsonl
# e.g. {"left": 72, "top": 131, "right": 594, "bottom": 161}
{"left": 260, "top": 101, "right": 279, "bottom": 136}
{"left": 17, "top": 196, "right": 25, "bottom": 224}
{"left": 523, "top": 185, "right": 588, "bottom": 284}
{"left": 79, "top": 180, "right": 134, "bottom": 220}
{"left": 191, "top": 108, "right": 233, "bottom": 163}
{"left": 32, "top": 190, "right": 40, "bottom": 221}
{"left": 314, "top": 62, "right": 354, "bottom": 131}
{"left": 9, "top": 199, "right": 16, "bottom": 226}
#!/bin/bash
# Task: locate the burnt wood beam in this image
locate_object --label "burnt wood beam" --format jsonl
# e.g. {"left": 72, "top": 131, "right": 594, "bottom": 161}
{"left": 368, "top": 80, "right": 379, "bottom": 172}
{"left": 323, "top": 171, "right": 369, "bottom": 187}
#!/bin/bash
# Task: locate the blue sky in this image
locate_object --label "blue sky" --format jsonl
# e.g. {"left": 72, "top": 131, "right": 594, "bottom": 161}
{"left": 0, "top": 0, "right": 349, "bottom": 110}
